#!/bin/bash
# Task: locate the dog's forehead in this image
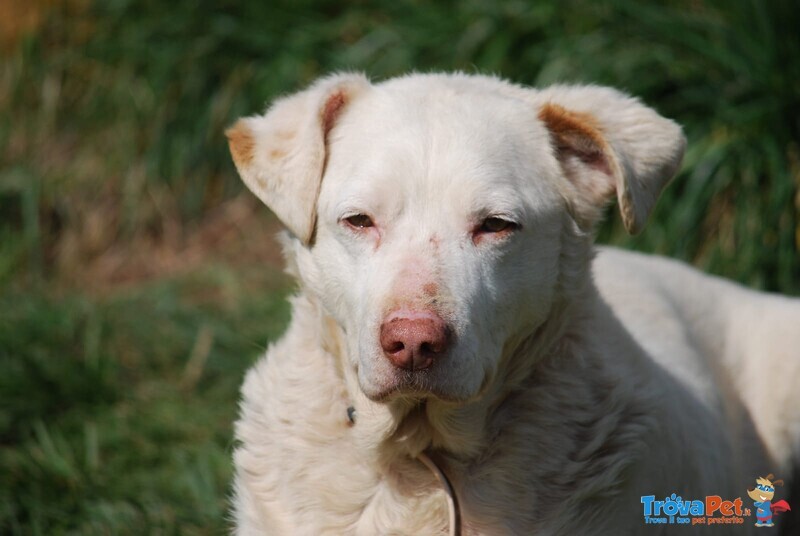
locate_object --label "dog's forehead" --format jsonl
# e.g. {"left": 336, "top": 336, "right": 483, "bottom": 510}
{"left": 321, "top": 78, "right": 557, "bottom": 212}
{"left": 341, "top": 78, "right": 542, "bottom": 151}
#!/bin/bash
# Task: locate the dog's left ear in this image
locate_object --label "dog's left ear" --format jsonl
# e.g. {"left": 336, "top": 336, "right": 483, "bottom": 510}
{"left": 536, "top": 86, "right": 686, "bottom": 234}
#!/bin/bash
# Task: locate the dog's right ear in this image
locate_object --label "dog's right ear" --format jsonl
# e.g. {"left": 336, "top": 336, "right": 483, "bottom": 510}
{"left": 226, "top": 73, "right": 371, "bottom": 244}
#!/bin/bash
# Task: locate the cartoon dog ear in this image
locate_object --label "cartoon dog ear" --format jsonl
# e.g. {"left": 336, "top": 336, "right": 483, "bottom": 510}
{"left": 535, "top": 86, "right": 686, "bottom": 234}
{"left": 226, "top": 73, "right": 371, "bottom": 244}
{"left": 773, "top": 479, "right": 784, "bottom": 487}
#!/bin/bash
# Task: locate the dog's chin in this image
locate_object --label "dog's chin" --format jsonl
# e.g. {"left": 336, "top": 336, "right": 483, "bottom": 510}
{"left": 359, "top": 369, "right": 479, "bottom": 404}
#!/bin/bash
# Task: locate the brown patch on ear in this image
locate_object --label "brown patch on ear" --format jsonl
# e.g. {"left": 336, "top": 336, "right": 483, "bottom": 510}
{"left": 225, "top": 120, "right": 255, "bottom": 167}
{"left": 320, "top": 90, "right": 348, "bottom": 137}
{"left": 538, "top": 103, "right": 611, "bottom": 176}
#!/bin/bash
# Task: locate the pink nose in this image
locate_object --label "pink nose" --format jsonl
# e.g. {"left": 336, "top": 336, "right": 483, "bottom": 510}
{"left": 380, "top": 312, "right": 452, "bottom": 370}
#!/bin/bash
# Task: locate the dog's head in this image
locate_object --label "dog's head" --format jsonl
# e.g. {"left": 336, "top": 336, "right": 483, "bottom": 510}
{"left": 227, "top": 73, "right": 684, "bottom": 403}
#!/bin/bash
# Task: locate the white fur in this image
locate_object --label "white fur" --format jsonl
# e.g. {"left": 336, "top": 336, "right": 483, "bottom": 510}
{"left": 228, "top": 73, "right": 800, "bottom": 534}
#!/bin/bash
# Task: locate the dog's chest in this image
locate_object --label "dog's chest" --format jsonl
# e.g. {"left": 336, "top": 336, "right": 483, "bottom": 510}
{"left": 242, "top": 438, "right": 452, "bottom": 534}
{"left": 235, "top": 357, "right": 454, "bottom": 533}
{"left": 351, "top": 473, "right": 451, "bottom": 535}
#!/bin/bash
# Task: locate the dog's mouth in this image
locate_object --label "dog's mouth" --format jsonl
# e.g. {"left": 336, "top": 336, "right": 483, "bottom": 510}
{"left": 366, "top": 371, "right": 458, "bottom": 402}
{"left": 362, "top": 367, "right": 476, "bottom": 404}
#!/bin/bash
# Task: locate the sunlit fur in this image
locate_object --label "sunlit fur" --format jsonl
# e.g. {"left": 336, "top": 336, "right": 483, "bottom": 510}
{"left": 229, "top": 73, "right": 800, "bottom": 534}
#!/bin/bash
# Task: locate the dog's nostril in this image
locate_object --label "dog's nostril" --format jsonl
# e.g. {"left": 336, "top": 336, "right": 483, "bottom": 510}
{"left": 420, "top": 342, "right": 441, "bottom": 354}
{"left": 421, "top": 331, "right": 450, "bottom": 354}
{"left": 387, "top": 341, "right": 405, "bottom": 354}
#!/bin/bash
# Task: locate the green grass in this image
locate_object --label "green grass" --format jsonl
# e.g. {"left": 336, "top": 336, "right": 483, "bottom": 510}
{"left": 1, "top": 266, "right": 290, "bottom": 534}
{"left": 1, "top": 0, "right": 798, "bottom": 533}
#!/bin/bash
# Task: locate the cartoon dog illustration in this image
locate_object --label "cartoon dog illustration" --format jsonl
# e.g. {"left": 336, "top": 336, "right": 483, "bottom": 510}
{"left": 747, "top": 474, "right": 791, "bottom": 527}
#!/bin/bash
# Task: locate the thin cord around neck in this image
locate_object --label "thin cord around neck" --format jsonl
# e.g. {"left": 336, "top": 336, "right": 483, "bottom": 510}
{"left": 417, "top": 451, "right": 461, "bottom": 536}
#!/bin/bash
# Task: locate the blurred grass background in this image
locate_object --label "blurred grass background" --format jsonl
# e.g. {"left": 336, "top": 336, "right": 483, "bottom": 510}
{"left": 1, "top": 0, "right": 798, "bottom": 533}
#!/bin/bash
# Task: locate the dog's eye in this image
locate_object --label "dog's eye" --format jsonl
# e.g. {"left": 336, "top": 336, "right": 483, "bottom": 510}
{"left": 344, "top": 214, "right": 374, "bottom": 229}
{"left": 479, "top": 217, "right": 517, "bottom": 234}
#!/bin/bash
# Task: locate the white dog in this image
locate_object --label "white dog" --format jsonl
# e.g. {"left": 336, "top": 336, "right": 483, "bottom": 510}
{"left": 226, "top": 73, "right": 800, "bottom": 534}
